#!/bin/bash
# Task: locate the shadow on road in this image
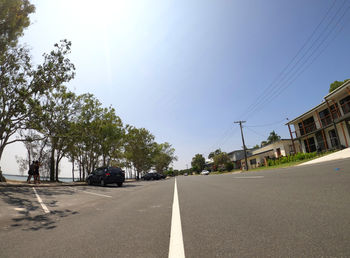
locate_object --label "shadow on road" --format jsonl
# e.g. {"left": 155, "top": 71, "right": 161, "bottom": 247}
{"left": 0, "top": 187, "right": 79, "bottom": 231}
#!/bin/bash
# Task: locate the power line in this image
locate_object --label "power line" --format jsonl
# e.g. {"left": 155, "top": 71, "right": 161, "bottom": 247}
{"left": 205, "top": 1, "right": 350, "bottom": 155}
{"left": 239, "top": 0, "right": 350, "bottom": 120}
{"left": 245, "top": 127, "right": 267, "bottom": 138}
{"left": 241, "top": 0, "right": 338, "bottom": 118}
{"left": 243, "top": 1, "right": 350, "bottom": 120}
{"left": 245, "top": 118, "right": 287, "bottom": 128}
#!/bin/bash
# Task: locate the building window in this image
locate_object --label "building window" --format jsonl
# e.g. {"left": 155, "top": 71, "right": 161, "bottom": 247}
{"left": 329, "top": 103, "right": 340, "bottom": 119}
{"left": 276, "top": 148, "right": 281, "bottom": 157}
{"left": 315, "top": 131, "right": 327, "bottom": 151}
{"left": 303, "top": 137, "right": 316, "bottom": 153}
{"left": 289, "top": 145, "right": 295, "bottom": 154}
{"left": 328, "top": 129, "right": 339, "bottom": 148}
{"left": 298, "top": 116, "right": 316, "bottom": 136}
{"left": 319, "top": 108, "right": 332, "bottom": 127}
{"left": 250, "top": 159, "right": 256, "bottom": 165}
{"left": 340, "top": 96, "right": 350, "bottom": 115}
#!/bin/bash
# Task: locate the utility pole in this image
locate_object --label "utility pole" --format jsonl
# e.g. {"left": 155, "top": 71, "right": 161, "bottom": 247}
{"left": 286, "top": 118, "right": 296, "bottom": 154}
{"left": 234, "top": 121, "right": 248, "bottom": 171}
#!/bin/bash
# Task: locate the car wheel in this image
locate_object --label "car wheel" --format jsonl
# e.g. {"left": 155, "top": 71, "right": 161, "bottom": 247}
{"left": 117, "top": 182, "right": 123, "bottom": 187}
{"left": 100, "top": 178, "right": 105, "bottom": 187}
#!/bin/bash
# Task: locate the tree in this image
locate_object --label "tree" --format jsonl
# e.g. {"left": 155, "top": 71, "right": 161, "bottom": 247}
{"left": 36, "top": 86, "right": 76, "bottom": 181}
{"left": 0, "top": 45, "right": 32, "bottom": 161}
{"left": 72, "top": 93, "right": 105, "bottom": 180}
{"left": 124, "top": 126, "right": 156, "bottom": 180}
{"left": 0, "top": 0, "right": 35, "bottom": 52}
{"left": 267, "top": 131, "right": 281, "bottom": 144}
{"left": 191, "top": 154, "right": 205, "bottom": 173}
{"left": 208, "top": 149, "right": 221, "bottom": 159}
{"left": 252, "top": 144, "right": 260, "bottom": 149}
{"left": 95, "top": 106, "right": 124, "bottom": 167}
{"left": 213, "top": 152, "right": 230, "bottom": 170}
{"left": 260, "top": 141, "right": 267, "bottom": 147}
{"left": 329, "top": 79, "right": 349, "bottom": 93}
{"left": 153, "top": 142, "right": 177, "bottom": 174}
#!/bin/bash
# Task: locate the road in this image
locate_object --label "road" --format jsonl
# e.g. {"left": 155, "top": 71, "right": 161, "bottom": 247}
{"left": 0, "top": 158, "right": 350, "bottom": 257}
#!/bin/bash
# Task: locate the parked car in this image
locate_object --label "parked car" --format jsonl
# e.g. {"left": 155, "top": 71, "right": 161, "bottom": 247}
{"left": 142, "top": 172, "right": 165, "bottom": 180}
{"left": 87, "top": 167, "right": 125, "bottom": 187}
{"left": 200, "top": 170, "right": 210, "bottom": 175}
{"left": 184, "top": 173, "right": 188, "bottom": 176}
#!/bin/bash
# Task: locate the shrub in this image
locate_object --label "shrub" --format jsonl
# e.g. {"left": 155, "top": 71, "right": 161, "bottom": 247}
{"left": 225, "top": 162, "right": 234, "bottom": 172}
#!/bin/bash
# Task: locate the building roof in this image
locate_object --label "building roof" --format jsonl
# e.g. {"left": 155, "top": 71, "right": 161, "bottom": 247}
{"left": 248, "top": 149, "right": 274, "bottom": 158}
{"left": 287, "top": 80, "right": 350, "bottom": 125}
{"left": 324, "top": 79, "right": 350, "bottom": 99}
{"left": 286, "top": 102, "right": 327, "bottom": 125}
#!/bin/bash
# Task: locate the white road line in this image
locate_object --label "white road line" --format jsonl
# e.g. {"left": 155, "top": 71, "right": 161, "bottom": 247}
{"left": 168, "top": 178, "right": 185, "bottom": 258}
{"left": 32, "top": 187, "right": 50, "bottom": 214}
{"left": 233, "top": 176, "right": 264, "bottom": 179}
{"left": 80, "top": 190, "right": 112, "bottom": 198}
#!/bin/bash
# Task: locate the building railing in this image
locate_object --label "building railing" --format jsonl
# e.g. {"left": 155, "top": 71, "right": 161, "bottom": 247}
{"left": 320, "top": 114, "right": 332, "bottom": 127}
{"left": 341, "top": 98, "right": 350, "bottom": 115}
{"left": 295, "top": 98, "right": 350, "bottom": 138}
{"left": 299, "top": 122, "right": 317, "bottom": 136}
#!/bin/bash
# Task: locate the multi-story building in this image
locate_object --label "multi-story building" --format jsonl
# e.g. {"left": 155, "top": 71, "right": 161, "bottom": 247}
{"left": 287, "top": 80, "right": 350, "bottom": 153}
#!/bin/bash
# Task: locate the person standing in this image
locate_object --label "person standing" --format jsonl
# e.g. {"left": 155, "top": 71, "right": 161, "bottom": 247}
{"left": 34, "top": 160, "right": 41, "bottom": 184}
{"left": 27, "top": 161, "right": 35, "bottom": 183}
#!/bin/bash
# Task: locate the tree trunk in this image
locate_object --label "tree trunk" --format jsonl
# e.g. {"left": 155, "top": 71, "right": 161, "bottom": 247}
{"left": 79, "top": 161, "right": 82, "bottom": 181}
{"left": 50, "top": 147, "right": 55, "bottom": 181}
{"left": 82, "top": 165, "right": 85, "bottom": 181}
{"left": 55, "top": 155, "right": 60, "bottom": 182}
{"left": 71, "top": 158, "right": 75, "bottom": 182}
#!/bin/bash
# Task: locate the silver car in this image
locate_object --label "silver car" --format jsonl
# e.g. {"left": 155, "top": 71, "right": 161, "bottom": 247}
{"left": 200, "top": 170, "right": 210, "bottom": 175}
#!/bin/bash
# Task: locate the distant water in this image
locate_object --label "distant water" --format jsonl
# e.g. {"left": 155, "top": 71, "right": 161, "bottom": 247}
{"left": 3, "top": 174, "right": 74, "bottom": 182}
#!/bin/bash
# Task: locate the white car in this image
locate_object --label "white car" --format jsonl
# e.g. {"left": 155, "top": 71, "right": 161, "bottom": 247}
{"left": 200, "top": 170, "right": 210, "bottom": 175}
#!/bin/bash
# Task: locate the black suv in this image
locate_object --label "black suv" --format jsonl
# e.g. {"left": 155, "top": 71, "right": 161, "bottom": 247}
{"left": 87, "top": 167, "right": 125, "bottom": 187}
{"left": 142, "top": 172, "right": 166, "bottom": 180}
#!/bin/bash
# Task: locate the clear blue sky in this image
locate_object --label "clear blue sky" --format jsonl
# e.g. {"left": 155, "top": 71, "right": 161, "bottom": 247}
{"left": 13, "top": 0, "right": 350, "bottom": 171}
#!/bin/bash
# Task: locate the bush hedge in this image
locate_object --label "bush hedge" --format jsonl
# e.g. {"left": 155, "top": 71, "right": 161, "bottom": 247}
{"left": 267, "top": 151, "right": 319, "bottom": 167}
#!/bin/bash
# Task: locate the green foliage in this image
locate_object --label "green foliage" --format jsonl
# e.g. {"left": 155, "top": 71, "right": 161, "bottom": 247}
{"left": 329, "top": 79, "right": 349, "bottom": 93}
{"left": 1, "top": 1, "right": 178, "bottom": 183}
{"left": 124, "top": 126, "right": 156, "bottom": 179}
{"left": 252, "top": 144, "right": 260, "bottom": 149}
{"left": 267, "top": 131, "right": 281, "bottom": 144}
{"left": 208, "top": 149, "right": 221, "bottom": 159}
{"left": 0, "top": 0, "right": 35, "bottom": 52}
{"left": 213, "top": 152, "right": 230, "bottom": 170}
{"left": 153, "top": 142, "right": 177, "bottom": 174}
{"left": 191, "top": 154, "right": 205, "bottom": 173}
{"left": 225, "top": 162, "right": 233, "bottom": 171}
{"left": 266, "top": 152, "right": 318, "bottom": 167}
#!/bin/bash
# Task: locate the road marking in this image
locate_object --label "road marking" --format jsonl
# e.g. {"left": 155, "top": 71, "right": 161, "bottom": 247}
{"left": 32, "top": 187, "right": 50, "bottom": 214}
{"left": 168, "top": 178, "right": 185, "bottom": 258}
{"left": 80, "top": 190, "right": 112, "bottom": 198}
{"left": 233, "top": 176, "right": 264, "bottom": 179}
{"left": 14, "top": 208, "right": 26, "bottom": 211}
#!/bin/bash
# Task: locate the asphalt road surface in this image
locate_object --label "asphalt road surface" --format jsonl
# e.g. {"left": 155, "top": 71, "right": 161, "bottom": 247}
{"left": 0, "top": 158, "right": 349, "bottom": 257}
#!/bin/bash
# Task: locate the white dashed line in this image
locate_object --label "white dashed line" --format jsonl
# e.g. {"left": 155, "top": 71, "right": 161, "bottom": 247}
{"left": 32, "top": 187, "right": 50, "bottom": 214}
{"left": 233, "top": 176, "right": 264, "bottom": 179}
{"left": 168, "top": 178, "right": 185, "bottom": 258}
